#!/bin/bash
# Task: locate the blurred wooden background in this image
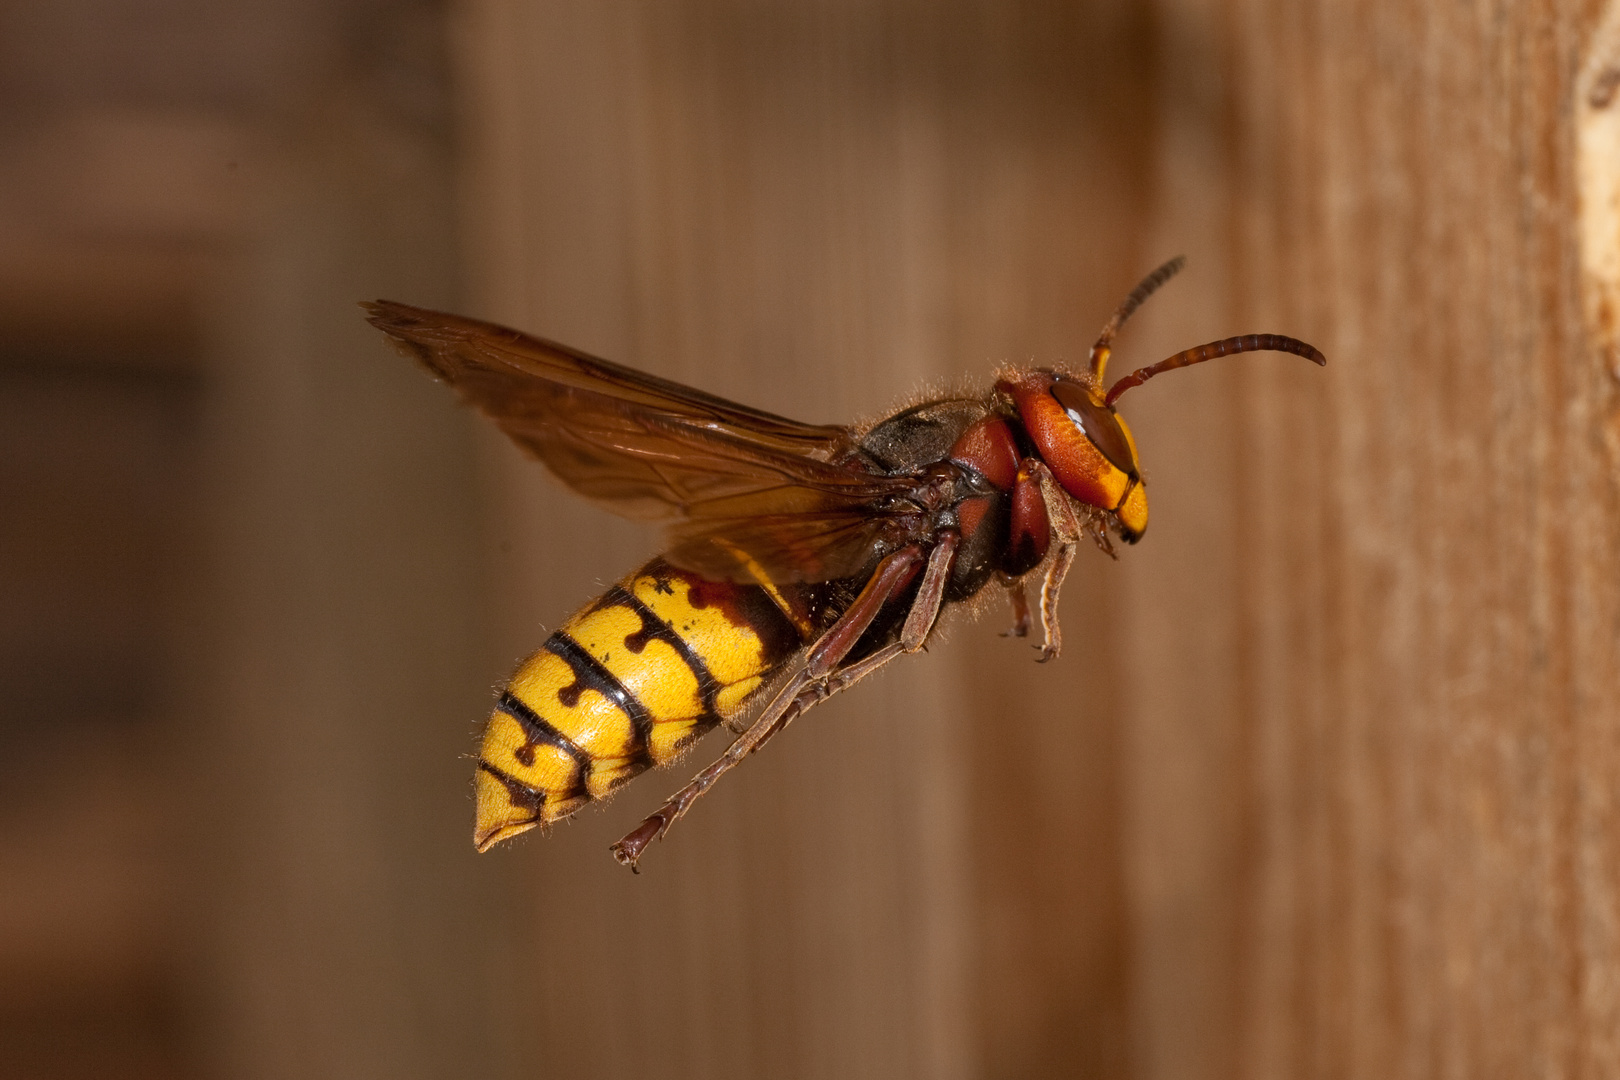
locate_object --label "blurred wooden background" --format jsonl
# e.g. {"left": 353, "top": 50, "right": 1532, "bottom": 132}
{"left": 3, "top": 1, "right": 1619, "bottom": 1078}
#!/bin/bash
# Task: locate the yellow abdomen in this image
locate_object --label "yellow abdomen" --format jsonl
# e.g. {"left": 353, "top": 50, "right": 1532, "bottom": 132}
{"left": 474, "top": 558, "right": 805, "bottom": 850}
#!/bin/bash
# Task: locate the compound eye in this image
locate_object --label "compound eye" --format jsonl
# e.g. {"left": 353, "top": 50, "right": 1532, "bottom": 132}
{"left": 1049, "top": 378, "right": 1137, "bottom": 474}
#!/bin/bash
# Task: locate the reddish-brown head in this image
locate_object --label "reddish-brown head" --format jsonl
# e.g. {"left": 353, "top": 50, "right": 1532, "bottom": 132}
{"left": 997, "top": 370, "right": 1148, "bottom": 542}
{"left": 998, "top": 257, "right": 1326, "bottom": 547}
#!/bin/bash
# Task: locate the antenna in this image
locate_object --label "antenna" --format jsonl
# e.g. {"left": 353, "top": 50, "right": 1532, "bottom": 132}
{"left": 1088, "top": 256, "right": 1186, "bottom": 384}
{"left": 1104, "top": 334, "right": 1327, "bottom": 406}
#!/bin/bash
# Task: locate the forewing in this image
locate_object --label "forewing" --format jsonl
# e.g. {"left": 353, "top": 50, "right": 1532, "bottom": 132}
{"left": 365, "top": 300, "right": 922, "bottom": 582}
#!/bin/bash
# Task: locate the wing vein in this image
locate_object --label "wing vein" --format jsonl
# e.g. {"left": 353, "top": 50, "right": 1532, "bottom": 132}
{"left": 365, "top": 299, "right": 925, "bottom": 583}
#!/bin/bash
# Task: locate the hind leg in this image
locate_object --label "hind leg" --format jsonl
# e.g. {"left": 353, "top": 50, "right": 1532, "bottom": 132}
{"left": 610, "top": 533, "right": 961, "bottom": 870}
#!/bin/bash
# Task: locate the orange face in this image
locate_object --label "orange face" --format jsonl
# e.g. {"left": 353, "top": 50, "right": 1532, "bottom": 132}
{"left": 998, "top": 370, "right": 1149, "bottom": 543}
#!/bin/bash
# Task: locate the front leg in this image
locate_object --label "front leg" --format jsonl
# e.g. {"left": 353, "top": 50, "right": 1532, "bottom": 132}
{"left": 1027, "top": 460, "right": 1087, "bottom": 663}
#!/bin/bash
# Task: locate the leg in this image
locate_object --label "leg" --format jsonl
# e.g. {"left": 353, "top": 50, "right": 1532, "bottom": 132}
{"left": 804, "top": 543, "right": 927, "bottom": 679}
{"left": 1029, "top": 461, "right": 1087, "bottom": 663}
{"left": 900, "top": 530, "right": 959, "bottom": 651}
{"left": 610, "top": 665, "right": 816, "bottom": 871}
{"left": 610, "top": 533, "right": 961, "bottom": 871}
{"left": 998, "top": 575, "right": 1032, "bottom": 638}
{"left": 755, "top": 530, "right": 958, "bottom": 755}
{"left": 718, "top": 537, "right": 935, "bottom": 735}
{"left": 750, "top": 529, "right": 959, "bottom": 746}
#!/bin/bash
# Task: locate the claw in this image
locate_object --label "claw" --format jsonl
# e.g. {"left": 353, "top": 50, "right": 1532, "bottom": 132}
{"left": 610, "top": 812, "right": 668, "bottom": 871}
{"left": 998, "top": 577, "right": 1032, "bottom": 638}
{"left": 1085, "top": 512, "right": 1117, "bottom": 559}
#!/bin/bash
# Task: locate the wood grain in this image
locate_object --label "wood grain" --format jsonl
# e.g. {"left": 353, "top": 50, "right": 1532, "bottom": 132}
{"left": 1126, "top": 2, "right": 1620, "bottom": 1078}
{"left": 456, "top": 2, "right": 1620, "bottom": 1078}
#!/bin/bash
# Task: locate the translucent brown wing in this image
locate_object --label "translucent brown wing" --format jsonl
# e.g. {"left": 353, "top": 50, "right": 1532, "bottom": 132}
{"left": 364, "top": 300, "right": 924, "bottom": 583}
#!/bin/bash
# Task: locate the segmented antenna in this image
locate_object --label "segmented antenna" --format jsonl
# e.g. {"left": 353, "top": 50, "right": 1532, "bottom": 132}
{"left": 1104, "top": 333, "right": 1327, "bottom": 406}
{"left": 1088, "top": 256, "right": 1186, "bottom": 384}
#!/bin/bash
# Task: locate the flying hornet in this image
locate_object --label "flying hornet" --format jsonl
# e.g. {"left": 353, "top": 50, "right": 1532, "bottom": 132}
{"left": 365, "top": 257, "right": 1324, "bottom": 871}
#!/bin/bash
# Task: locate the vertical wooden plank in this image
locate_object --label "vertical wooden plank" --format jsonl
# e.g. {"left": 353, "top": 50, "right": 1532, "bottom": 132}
{"left": 1130, "top": 1, "right": 1620, "bottom": 1077}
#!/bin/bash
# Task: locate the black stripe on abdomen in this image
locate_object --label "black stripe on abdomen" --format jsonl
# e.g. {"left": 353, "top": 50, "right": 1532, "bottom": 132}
{"left": 544, "top": 630, "right": 655, "bottom": 765}
{"left": 495, "top": 690, "right": 592, "bottom": 791}
{"left": 597, "top": 583, "right": 722, "bottom": 718}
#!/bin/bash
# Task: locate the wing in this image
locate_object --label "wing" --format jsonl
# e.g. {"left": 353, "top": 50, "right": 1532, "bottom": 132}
{"left": 364, "top": 300, "right": 923, "bottom": 583}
